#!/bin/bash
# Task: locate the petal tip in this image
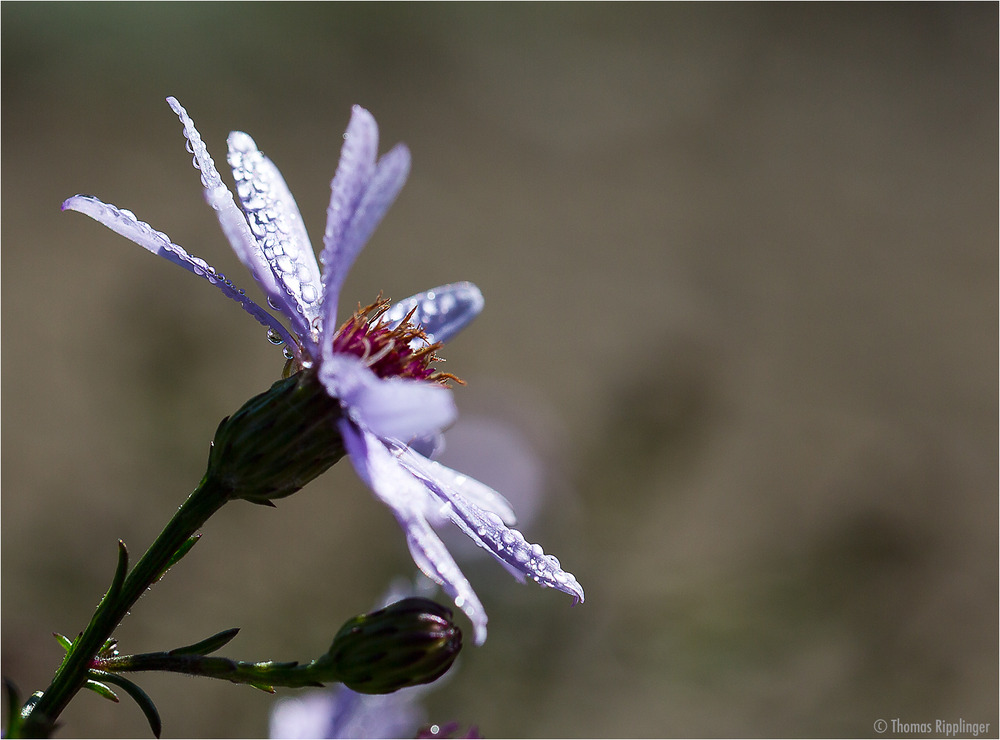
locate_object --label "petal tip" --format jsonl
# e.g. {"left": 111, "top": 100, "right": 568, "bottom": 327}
{"left": 227, "top": 130, "right": 256, "bottom": 152}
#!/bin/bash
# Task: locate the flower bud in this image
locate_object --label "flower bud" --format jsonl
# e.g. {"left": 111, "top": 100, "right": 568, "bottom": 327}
{"left": 206, "top": 371, "right": 345, "bottom": 504}
{"left": 325, "top": 598, "right": 462, "bottom": 694}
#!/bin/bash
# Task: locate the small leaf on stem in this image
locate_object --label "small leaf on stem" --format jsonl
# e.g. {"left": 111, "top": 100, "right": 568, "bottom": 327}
{"left": 52, "top": 633, "right": 73, "bottom": 652}
{"left": 4, "top": 678, "right": 23, "bottom": 738}
{"left": 167, "top": 627, "right": 240, "bottom": 657}
{"left": 93, "top": 671, "right": 163, "bottom": 738}
{"left": 84, "top": 679, "right": 119, "bottom": 703}
{"left": 158, "top": 534, "right": 201, "bottom": 581}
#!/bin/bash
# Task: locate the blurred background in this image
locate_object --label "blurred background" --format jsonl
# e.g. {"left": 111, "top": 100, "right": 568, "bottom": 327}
{"left": 3, "top": 3, "right": 997, "bottom": 737}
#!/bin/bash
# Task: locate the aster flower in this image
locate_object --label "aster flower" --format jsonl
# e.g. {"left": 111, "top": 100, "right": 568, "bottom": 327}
{"left": 63, "top": 97, "right": 583, "bottom": 644}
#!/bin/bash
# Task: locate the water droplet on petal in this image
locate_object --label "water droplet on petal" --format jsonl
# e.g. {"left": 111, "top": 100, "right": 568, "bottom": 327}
{"left": 300, "top": 284, "right": 318, "bottom": 304}
{"left": 266, "top": 329, "right": 284, "bottom": 345}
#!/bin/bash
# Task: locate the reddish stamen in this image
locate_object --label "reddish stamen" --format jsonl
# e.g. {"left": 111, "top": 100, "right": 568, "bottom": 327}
{"left": 330, "top": 296, "right": 462, "bottom": 385}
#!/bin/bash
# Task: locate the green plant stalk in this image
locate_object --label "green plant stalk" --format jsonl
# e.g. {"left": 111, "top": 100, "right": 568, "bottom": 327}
{"left": 19, "top": 476, "right": 231, "bottom": 738}
{"left": 94, "top": 652, "right": 334, "bottom": 691}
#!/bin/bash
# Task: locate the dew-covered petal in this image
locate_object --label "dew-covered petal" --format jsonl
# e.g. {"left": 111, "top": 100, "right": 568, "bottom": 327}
{"left": 339, "top": 422, "right": 489, "bottom": 644}
{"left": 228, "top": 131, "right": 322, "bottom": 345}
{"left": 382, "top": 282, "right": 485, "bottom": 347}
{"left": 394, "top": 444, "right": 517, "bottom": 525}
{"left": 319, "top": 354, "right": 456, "bottom": 442}
{"left": 320, "top": 107, "right": 411, "bottom": 347}
{"left": 399, "top": 454, "right": 585, "bottom": 605}
{"left": 62, "top": 194, "right": 297, "bottom": 347}
{"left": 320, "top": 106, "right": 379, "bottom": 339}
{"left": 165, "top": 97, "right": 298, "bottom": 331}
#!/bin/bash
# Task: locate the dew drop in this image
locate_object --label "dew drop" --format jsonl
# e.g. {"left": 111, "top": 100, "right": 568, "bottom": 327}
{"left": 300, "top": 284, "right": 318, "bottom": 304}
{"left": 266, "top": 329, "right": 284, "bottom": 345}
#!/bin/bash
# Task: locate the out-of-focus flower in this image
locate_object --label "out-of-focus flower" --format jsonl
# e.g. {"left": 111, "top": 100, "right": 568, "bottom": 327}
{"left": 63, "top": 98, "right": 582, "bottom": 644}
{"left": 271, "top": 582, "right": 471, "bottom": 739}
{"left": 270, "top": 684, "right": 430, "bottom": 739}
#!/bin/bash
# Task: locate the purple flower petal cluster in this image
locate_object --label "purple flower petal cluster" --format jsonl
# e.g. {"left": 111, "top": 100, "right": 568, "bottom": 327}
{"left": 63, "top": 98, "right": 583, "bottom": 644}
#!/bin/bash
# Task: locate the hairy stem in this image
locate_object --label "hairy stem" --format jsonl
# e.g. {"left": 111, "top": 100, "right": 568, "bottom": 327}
{"left": 19, "top": 477, "right": 230, "bottom": 738}
{"left": 95, "top": 652, "right": 331, "bottom": 691}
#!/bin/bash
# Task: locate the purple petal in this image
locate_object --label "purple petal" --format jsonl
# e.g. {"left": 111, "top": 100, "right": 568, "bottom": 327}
{"left": 62, "top": 194, "right": 296, "bottom": 348}
{"left": 395, "top": 446, "right": 516, "bottom": 525}
{"left": 320, "top": 108, "right": 410, "bottom": 346}
{"left": 397, "top": 447, "right": 585, "bottom": 605}
{"left": 320, "top": 106, "right": 379, "bottom": 340}
{"left": 165, "top": 97, "right": 298, "bottom": 333}
{"left": 270, "top": 686, "right": 428, "bottom": 739}
{"left": 340, "top": 422, "right": 489, "bottom": 644}
{"left": 320, "top": 354, "right": 456, "bottom": 443}
{"left": 228, "top": 131, "right": 322, "bottom": 346}
{"left": 382, "top": 283, "right": 485, "bottom": 346}
{"left": 341, "top": 142, "right": 410, "bottom": 267}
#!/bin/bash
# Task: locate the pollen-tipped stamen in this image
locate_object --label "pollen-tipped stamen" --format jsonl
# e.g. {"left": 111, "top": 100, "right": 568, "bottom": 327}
{"left": 331, "top": 296, "right": 463, "bottom": 385}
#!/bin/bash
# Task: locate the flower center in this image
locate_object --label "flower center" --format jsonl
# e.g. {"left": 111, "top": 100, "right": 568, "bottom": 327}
{"left": 330, "top": 296, "right": 460, "bottom": 385}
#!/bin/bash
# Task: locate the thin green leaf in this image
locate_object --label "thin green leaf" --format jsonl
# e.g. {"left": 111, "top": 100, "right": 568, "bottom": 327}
{"left": 249, "top": 682, "right": 276, "bottom": 693}
{"left": 84, "top": 679, "right": 119, "bottom": 703}
{"left": 52, "top": 632, "right": 73, "bottom": 652}
{"left": 106, "top": 540, "right": 130, "bottom": 602}
{"left": 95, "top": 671, "right": 163, "bottom": 738}
{"left": 167, "top": 627, "right": 240, "bottom": 657}
{"left": 159, "top": 534, "right": 201, "bottom": 579}
{"left": 4, "top": 678, "right": 22, "bottom": 738}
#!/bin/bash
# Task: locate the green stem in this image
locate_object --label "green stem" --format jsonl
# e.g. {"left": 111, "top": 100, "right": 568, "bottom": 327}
{"left": 94, "top": 652, "right": 334, "bottom": 691}
{"left": 19, "top": 476, "right": 231, "bottom": 738}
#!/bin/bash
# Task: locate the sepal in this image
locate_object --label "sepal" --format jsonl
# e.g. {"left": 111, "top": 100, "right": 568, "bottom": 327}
{"left": 206, "top": 371, "right": 345, "bottom": 503}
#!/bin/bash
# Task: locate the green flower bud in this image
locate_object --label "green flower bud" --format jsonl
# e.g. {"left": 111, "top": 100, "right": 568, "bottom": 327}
{"left": 206, "top": 371, "right": 345, "bottom": 504}
{"left": 325, "top": 598, "right": 462, "bottom": 694}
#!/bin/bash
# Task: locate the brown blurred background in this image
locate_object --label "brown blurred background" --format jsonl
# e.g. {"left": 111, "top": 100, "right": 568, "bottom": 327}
{"left": 3, "top": 3, "right": 997, "bottom": 737}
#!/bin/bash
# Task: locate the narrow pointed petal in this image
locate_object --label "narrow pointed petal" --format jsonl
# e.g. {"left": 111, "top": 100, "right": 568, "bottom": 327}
{"left": 62, "top": 194, "right": 296, "bottom": 347}
{"left": 340, "top": 422, "right": 489, "bottom": 644}
{"left": 228, "top": 131, "right": 323, "bottom": 346}
{"left": 320, "top": 108, "right": 410, "bottom": 348}
{"left": 382, "top": 282, "right": 485, "bottom": 346}
{"left": 399, "top": 452, "right": 585, "bottom": 605}
{"left": 320, "top": 106, "right": 379, "bottom": 338}
{"left": 342, "top": 143, "right": 410, "bottom": 267}
{"left": 319, "top": 354, "right": 456, "bottom": 442}
{"left": 395, "top": 445, "right": 517, "bottom": 525}
{"left": 165, "top": 97, "right": 297, "bottom": 331}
